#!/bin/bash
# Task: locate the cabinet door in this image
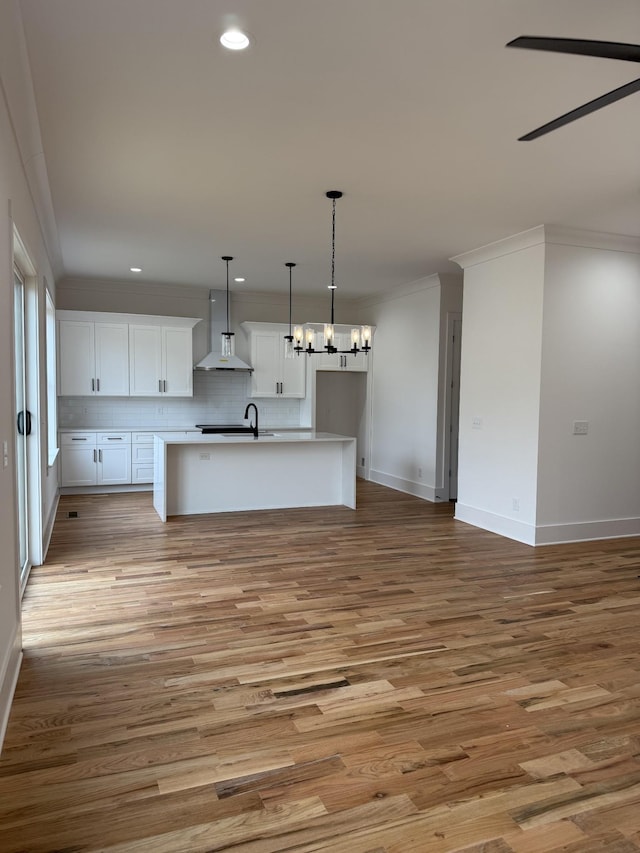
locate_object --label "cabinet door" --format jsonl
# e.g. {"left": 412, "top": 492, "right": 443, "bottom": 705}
{"left": 97, "top": 445, "right": 131, "bottom": 485}
{"left": 342, "top": 352, "right": 368, "bottom": 372}
{"left": 249, "top": 330, "right": 281, "bottom": 397}
{"left": 58, "top": 320, "right": 95, "bottom": 395}
{"left": 61, "top": 446, "right": 97, "bottom": 486}
{"left": 129, "top": 326, "right": 163, "bottom": 395}
{"left": 162, "top": 327, "right": 193, "bottom": 396}
{"left": 94, "top": 323, "right": 129, "bottom": 394}
{"left": 281, "top": 350, "right": 306, "bottom": 397}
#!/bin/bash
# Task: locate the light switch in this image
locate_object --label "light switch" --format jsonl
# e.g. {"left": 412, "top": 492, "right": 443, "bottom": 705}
{"left": 472, "top": 416, "right": 483, "bottom": 430}
{"left": 573, "top": 421, "right": 589, "bottom": 435}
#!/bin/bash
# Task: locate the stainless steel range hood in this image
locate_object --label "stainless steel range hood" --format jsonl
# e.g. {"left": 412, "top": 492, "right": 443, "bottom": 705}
{"left": 195, "top": 289, "right": 253, "bottom": 371}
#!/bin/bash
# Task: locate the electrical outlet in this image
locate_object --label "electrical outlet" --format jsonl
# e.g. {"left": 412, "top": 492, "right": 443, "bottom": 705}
{"left": 418, "top": 467, "right": 423, "bottom": 479}
{"left": 157, "top": 406, "right": 164, "bottom": 416}
{"left": 573, "top": 420, "right": 589, "bottom": 435}
{"left": 472, "top": 416, "right": 483, "bottom": 429}
{"left": 512, "top": 498, "right": 520, "bottom": 512}
{"left": 199, "top": 452, "right": 211, "bottom": 460}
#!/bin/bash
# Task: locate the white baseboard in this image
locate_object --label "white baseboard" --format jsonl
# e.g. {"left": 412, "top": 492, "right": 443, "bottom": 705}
{"left": 42, "top": 491, "right": 60, "bottom": 561}
{"left": 60, "top": 483, "right": 153, "bottom": 495}
{"left": 455, "top": 503, "right": 536, "bottom": 545}
{"left": 0, "top": 631, "right": 22, "bottom": 755}
{"left": 534, "top": 516, "right": 640, "bottom": 545}
{"left": 455, "top": 503, "right": 640, "bottom": 547}
{"left": 369, "top": 469, "right": 444, "bottom": 502}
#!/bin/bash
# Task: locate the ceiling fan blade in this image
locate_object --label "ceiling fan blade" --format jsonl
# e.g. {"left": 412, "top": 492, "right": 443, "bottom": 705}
{"left": 518, "top": 76, "right": 640, "bottom": 140}
{"left": 507, "top": 36, "right": 640, "bottom": 63}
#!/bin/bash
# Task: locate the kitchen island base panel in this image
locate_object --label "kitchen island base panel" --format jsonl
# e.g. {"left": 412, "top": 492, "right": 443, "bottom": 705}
{"left": 153, "top": 433, "right": 355, "bottom": 520}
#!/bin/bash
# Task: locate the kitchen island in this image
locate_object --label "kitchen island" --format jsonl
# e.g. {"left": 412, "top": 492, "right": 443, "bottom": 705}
{"left": 153, "top": 431, "right": 356, "bottom": 521}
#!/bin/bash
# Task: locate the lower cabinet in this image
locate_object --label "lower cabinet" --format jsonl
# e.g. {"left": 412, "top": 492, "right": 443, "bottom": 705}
{"left": 60, "top": 430, "right": 195, "bottom": 488}
{"left": 131, "top": 432, "right": 155, "bottom": 484}
{"left": 60, "top": 432, "right": 132, "bottom": 487}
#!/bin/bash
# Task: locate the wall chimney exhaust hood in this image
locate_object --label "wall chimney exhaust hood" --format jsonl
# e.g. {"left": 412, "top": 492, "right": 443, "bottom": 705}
{"left": 195, "top": 288, "right": 253, "bottom": 372}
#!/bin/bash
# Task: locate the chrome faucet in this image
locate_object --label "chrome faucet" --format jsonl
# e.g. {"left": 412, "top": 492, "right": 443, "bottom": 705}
{"left": 244, "top": 403, "right": 259, "bottom": 439}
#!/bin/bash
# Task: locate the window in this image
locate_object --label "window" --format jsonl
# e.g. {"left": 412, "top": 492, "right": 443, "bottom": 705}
{"left": 45, "top": 287, "right": 58, "bottom": 466}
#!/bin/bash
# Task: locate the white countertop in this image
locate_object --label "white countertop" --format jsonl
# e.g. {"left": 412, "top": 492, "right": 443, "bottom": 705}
{"left": 58, "top": 426, "right": 311, "bottom": 434}
{"left": 155, "top": 430, "right": 352, "bottom": 445}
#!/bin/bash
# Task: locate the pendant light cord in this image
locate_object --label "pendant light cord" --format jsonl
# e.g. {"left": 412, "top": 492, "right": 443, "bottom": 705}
{"left": 330, "top": 195, "right": 336, "bottom": 325}
{"left": 225, "top": 258, "right": 230, "bottom": 334}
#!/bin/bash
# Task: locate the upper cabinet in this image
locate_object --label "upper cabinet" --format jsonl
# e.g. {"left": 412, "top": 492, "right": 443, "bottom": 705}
{"left": 129, "top": 325, "right": 194, "bottom": 396}
{"left": 242, "top": 323, "right": 306, "bottom": 399}
{"left": 57, "top": 311, "right": 200, "bottom": 397}
{"left": 58, "top": 319, "right": 129, "bottom": 396}
{"left": 315, "top": 331, "right": 369, "bottom": 373}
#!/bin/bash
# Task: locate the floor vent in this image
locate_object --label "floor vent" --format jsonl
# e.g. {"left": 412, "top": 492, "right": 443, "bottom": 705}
{"left": 67, "top": 511, "right": 78, "bottom": 518}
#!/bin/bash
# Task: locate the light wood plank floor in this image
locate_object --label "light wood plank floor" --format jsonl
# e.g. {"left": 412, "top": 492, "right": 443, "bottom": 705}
{"left": 2, "top": 482, "right": 640, "bottom": 852}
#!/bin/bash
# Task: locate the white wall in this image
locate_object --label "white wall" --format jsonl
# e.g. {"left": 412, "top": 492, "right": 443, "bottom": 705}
{"left": 454, "top": 226, "right": 640, "bottom": 546}
{"left": 0, "top": 0, "right": 58, "bottom": 746}
{"left": 536, "top": 239, "right": 640, "bottom": 542}
{"left": 454, "top": 233, "right": 545, "bottom": 544}
{"left": 363, "top": 274, "right": 462, "bottom": 501}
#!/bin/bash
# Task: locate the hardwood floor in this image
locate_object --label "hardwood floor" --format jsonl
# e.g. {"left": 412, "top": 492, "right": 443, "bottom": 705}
{"left": 1, "top": 482, "right": 640, "bottom": 852}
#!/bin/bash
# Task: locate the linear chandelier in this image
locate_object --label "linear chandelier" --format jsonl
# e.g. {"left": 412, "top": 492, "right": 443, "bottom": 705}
{"left": 283, "top": 191, "right": 371, "bottom": 358}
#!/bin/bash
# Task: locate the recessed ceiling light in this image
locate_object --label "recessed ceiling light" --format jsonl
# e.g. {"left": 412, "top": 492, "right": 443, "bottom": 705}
{"left": 130, "top": 267, "right": 142, "bottom": 273}
{"left": 234, "top": 277, "right": 245, "bottom": 282}
{"left": 220, "top": 29, "right": 250, "bottom": 50}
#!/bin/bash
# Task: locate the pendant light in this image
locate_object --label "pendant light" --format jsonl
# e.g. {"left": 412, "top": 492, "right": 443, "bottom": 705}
{"left": 299, "top": 191, "right": 371, "bottom": 356}
{"left": 221, "top": 255, "right": 235, "bottom": 357}
{"left": 283, "top": 262, "right": 303, "bottom": 359}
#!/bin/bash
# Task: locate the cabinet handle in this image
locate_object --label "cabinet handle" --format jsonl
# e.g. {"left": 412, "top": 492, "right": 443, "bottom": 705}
{"left": 96, "top": 378, "right": 100, "bottom": 392}
{"left": 99, "top": 449, "right": 102, "bottom": 462}
{"left": 71, "top": 437, "right": 87, "bottom": 441}
{"left": 164, "top": 379, "right": 167, "bottom": 393}
{"left": 93, "top": 449, "right": 97, "bottom": 462}
{"left": 91, "top": 378, "right": 95, "bottom": 392}
{"left": 159, "top": 379, "right": 162, "bottom": 392}
{"left": 106, "top": 437, "right": 122, "bottom": 441}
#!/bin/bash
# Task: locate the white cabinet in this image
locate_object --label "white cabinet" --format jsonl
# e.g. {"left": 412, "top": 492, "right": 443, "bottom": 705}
{"left": 57, "top": 311, "right": 200, "bottom": 398}
{"left": 60, "top": 432, "right": 98, "bottom": 486}
{"left": 243, "top": 324, "right": 306, "bottom": 399}
{"left": 131, "top": 432, "right": 155, "bottom": 484}
{"left": 129, "top": 325, "right": 194, "bottom": 396}
{"left": 60, "top": 432, "right": 131, "bottom": 486}
{"left": 58, "top": 320, "right": 129, "bottom": 395}
{"left": 316, "top": 332, "right": 368, "bottom": 373}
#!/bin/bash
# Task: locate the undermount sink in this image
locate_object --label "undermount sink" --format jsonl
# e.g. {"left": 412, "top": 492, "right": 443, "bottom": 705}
{"left": 220, "top": 431, "right": 277, "bottom": 438}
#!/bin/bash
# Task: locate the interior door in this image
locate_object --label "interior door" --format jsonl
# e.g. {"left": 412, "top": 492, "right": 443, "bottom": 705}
{"left": 14, "top": 268, "right": 30, "bottom": 589}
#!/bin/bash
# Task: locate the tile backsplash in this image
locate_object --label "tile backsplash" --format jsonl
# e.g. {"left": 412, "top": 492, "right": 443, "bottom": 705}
{"left": 59, "top": 371, "right": 301, "bottom": 429}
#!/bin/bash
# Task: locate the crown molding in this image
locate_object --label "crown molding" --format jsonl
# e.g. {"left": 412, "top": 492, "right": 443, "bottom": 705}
{"left": 356, "top": 273, "right": 448, "bottom": 310}
{"left": 451, "top": 225, "right": 640, "bottom": 270}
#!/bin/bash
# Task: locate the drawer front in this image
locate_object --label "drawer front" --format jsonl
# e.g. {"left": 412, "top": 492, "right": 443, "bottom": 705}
{"left": 132, "top": 431, "right": 155, "bottom": 444}
{"left": 60, "top": 432, "right": 96, "bottom": 447}
{"left": 133, "top": 444, "right": 154, "bottom": 464}
{"left": 97, "top": 432, "right": 131, "bottom": 444}
{"left": 131, "top": 463, "right": 154, "bottom": 484}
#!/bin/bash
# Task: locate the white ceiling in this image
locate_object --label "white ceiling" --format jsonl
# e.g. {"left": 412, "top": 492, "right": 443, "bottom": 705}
{"left": 18, "top": 0, "right": 640, "bottom": 298}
